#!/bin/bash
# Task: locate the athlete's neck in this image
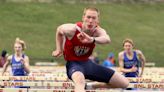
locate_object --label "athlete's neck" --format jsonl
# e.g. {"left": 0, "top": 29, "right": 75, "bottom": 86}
{"left": 81, "top": 26, "right": 96, "bottom": 36}
{"left": 126, "top": 50, "right": 133, "bottom": 56}
{"left": 15, "top": 53, "right": 22, "bottom": 57}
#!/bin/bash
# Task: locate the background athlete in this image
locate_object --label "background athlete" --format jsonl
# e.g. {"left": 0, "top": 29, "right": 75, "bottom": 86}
{"left": 118, "top": 38, "right": 146, "bottom": 77}
{"left": 1, "top": 37, "right": 30, "bottom": 88}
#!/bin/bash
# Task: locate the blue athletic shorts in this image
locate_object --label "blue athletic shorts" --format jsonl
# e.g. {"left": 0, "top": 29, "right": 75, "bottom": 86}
{"left": 66, "top": 59, "right": 115, "bottom": 83}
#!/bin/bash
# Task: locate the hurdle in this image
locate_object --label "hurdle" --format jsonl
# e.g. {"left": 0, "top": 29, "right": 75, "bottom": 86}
{"left": 0, "top": 81, "right": 164, "bottom": 89}
{"left": 0, "top": 76, "right": 68, "bottom": 81}
{"left": 0, "top": 88, "right": 163, "bottom": 92}
{"left": 127, "top": 77, "right": 164, "bottom": 83}
{"left": 0, "top": 76, "right": 164, "bottom": 83}
{"left": 1, "top": 67, "right": 163, "bottom": 76}
{"left": 0, "top": 88, "right": 122, "bottom": 92}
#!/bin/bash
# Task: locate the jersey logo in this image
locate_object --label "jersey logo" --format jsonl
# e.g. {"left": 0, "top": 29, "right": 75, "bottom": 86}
{"left": 124, "top": 60, "right": 138, "bottom": 67}
{"left": 74, "top": 46, "right": 90, "bottom": 56}
{"left": 12, "top": 63, "right": 23, "bottom": 69}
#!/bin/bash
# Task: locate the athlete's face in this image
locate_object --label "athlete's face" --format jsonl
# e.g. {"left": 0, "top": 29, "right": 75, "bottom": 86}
{"left": 82, "top": 10, "right": 99, "bottom": 31}
{"left": 14, "top": 43, "right": 23, "bottom": 54}
{"left": 123, "top": 42, "right": 133, "bottom": 52}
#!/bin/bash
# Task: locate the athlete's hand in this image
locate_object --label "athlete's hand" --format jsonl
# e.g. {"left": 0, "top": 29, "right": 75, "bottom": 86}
{"left": 52, "top": 50, "right": 63, "bottom": 57}
{"left": 138, "top": 72, "right": 143, "bottom": 77}
{"left": 20, "top": 57, "right": 25, "bottom": 65}
{"left": 131, "top": 65, "right": 137, "bottom": 72}
{"left": 77, "top": 32, "right": 94, "bottom": 43}
{"left": 138, "top": 74, "right": 142, "bottom": 77}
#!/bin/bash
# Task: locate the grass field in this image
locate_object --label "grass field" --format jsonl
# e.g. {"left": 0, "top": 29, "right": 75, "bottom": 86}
{"left": 0, "top": 2, "right": 164, "bottom": 66}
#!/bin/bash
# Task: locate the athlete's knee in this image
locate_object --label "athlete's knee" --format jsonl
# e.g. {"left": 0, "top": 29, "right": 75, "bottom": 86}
{"left": 118, "top": 75, "right": 129, "bottom": 88}
{"left": 72, "top": 71, "right": 85, "bottom": 85}
{"left": 109, "top": 72, "right": 129, "bottom": 88}
{"left": 122, "top": 78, "right": 129, "bottom": 88}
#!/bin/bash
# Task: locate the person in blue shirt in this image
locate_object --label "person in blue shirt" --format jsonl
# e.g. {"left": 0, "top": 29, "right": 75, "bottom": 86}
{"left": 118, "top": 38, "right": 146, "bottom": 90}
{"left": 118, "top": 38, "right": 145, "bottom": 77}
{"left": 2, "top": 37, "right": 30, "bottom": 76}
{"left": 1, "top": 37, "right": 30, "bottom": 88}
{"left": 102, "top": 52, "right": 115, "bottom": 68}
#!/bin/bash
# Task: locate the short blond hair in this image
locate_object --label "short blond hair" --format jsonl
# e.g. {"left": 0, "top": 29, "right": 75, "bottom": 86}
{"left": 123, "top": 38, "right": 134, "bottom": 47}
{"left": 15, "top": 37, "right": 26, "bottom": 51}
{"left": 83, "top": 7, "right": 100, "bottom": 17}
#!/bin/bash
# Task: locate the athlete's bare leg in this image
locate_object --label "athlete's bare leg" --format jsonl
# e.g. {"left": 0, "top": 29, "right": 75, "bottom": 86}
{"left": 72, "top": 71, "right": 86, "bottom": 92}
{"left": 109, "top": 72, "right": 129, "bottom": 88}
{"left": 88, "top": 72, "right": 129, "bottom": 89}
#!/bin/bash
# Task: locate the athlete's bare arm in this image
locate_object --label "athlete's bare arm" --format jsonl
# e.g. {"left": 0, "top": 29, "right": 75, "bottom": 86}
{"left": 136, "top": 50, "right": 146, "bottom": 77}
{"left": 77, "top": 27, "right": 111, "bottom": 44}
{"left": 52, "top": 24, "right": 76, "bottom": 57}
{"left": 1, "top": 55, "right": 12, "bottom": 76}
{"left": 22, "top": 56, "right": 30, "bottom": 74}
{"left": 93, "top": 27, "right": 111, "bottom": 44}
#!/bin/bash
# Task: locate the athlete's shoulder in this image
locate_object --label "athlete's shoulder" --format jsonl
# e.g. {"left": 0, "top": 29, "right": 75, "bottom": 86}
{"left": 60, "top": 23, "right": 76, "bottom": 27}
{"left": 118, "top": 51, "right": 124, "bottom": 56}
{"left": 92, "top": 27, "right": 108, "bottom": 38}
{"left": 24, "top": 55, "right": 29, "bottom": 59}
{"left": 95, "top": 26, "right": 106, "bottom": 33}
{"left": 58, "top": 23, "right": 76, "bottom": 31}
{"left": 7, "top": 55, "right": 12, "bottom": 60}
{"left": 97, "top": 26, "right": 105, "bottom": 30}
{"left": 134, "top": 49, "right": 142, "bottom": 54}
{"left": 118, "top": 51, "right": 124, "bottom": 58}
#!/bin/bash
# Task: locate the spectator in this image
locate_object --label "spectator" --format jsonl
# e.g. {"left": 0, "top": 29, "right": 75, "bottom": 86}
{"left": 0, "top": 50, "right": 8, "bottom": 68}
{"left": 102, "top": 52, "right": 115, "bottom": 68}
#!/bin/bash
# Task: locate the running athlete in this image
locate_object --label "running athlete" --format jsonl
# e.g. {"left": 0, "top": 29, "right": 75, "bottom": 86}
{"left": 2, "top": 38, "right": 30, "bottom": 76}
{"left": 118, "top": 38, "right": 146, "bottom": 77}
{"left": 52, "top": 7, "right": 129, "bottom": 92}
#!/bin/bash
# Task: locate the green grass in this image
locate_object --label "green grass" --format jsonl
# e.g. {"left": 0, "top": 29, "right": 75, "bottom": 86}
{"left": 0, "top": 3, "right": 164, "bottom": 66}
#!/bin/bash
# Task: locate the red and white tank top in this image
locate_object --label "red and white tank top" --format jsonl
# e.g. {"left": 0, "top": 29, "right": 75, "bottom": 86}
{"left": 63, "top": 22, "right": 95, "bottom": 61}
